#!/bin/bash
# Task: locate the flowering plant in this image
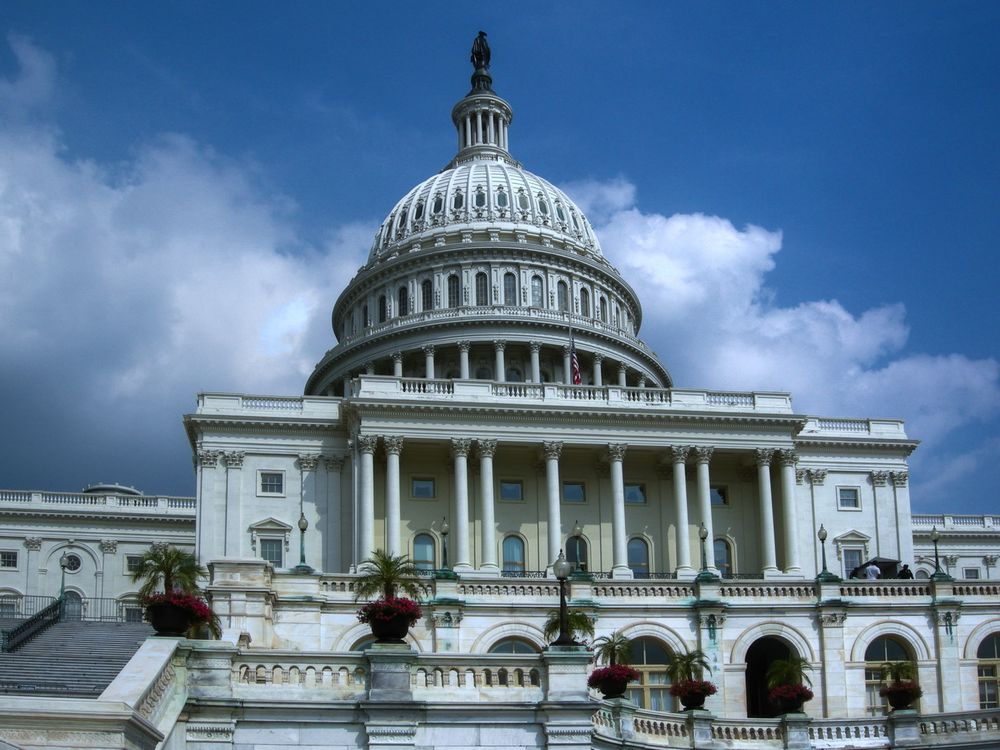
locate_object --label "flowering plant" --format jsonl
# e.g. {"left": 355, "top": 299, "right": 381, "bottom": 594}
{"left": 670, "top": 678, "right": 718, "bottom": 698}
{"left": 587, "top": 664, "right": 640, "bottom": 688}
{"left": 879, "top": 680, "right": 922, "bottom": 699}
{"left": 142, "top": 591, "right": 213, "bottom": 623}
{"left": 356, "top": 597, "right": 422, "bottom": 626}
{"left": 768, "top": 683, "right": 814, "bottom": 704}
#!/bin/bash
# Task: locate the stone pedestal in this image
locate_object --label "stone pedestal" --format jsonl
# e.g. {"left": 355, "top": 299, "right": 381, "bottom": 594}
{"left": 542, "top": 645, "right": 591, "bottom": 702}
{"left": 685, "top": 709, "right": 718, "bottom": 749}
{"left": 781, "top": 712, "right": 811, "bottom": 749}
{"left": 606, "top": 698, "right": 636, "bottom": 742}
{"left": 888, "top": 709, "right": 921, "bottom": 747}
{"left": 366, "top": 643, "right": 415, "bottom": 702}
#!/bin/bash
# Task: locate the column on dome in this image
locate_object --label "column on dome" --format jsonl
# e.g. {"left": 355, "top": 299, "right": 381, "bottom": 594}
{"left": 609, "top": 443, "right": 632, "bottom": 578}
{"left": 459, "top": 341, "right": 471, "bottom": 379}
{"left": 487, "top": 110, "right": 495, "bottom": 144}
{"left": 464, "top": 114, "right": 472, "bottom": 148}
{"left": 365, "top": 361, "right": 375, "bottom": 376}
{"left": 778, "top": 449, "right": 801, "bottom": 573}
{"left": 324, "top": 456, "right": 345, "bottom": 573}
{"left": 529, "top": 341, "right": 541, "bottom": 383}
{"left": 593, "top": 354, "right": 604, "bottom": 387}
{"left": 223, "top": 451, "right": 245, "bottom": 557}
{"left": 357, "top": 435, "right": 378, "bottom": 565}
{"left": 476, "top": 111, "right": 483, "bottom": 144}
{"left": 756, "top": 449, "right": 779, "bottom": 574}
{"left": 342, "top": 375, "right": 352, "bottom": 398}
{"left": 452, "top": 439, "right": 473, "bottom": 572}
{"left": 494, "top": 340, "right": 506, "bottom": 383}
{"left": 694, "top": 447, "right": 717, "bottom": 572}
{"left": 384, "top": 436, "right": 404, "bottom": 557}
{"left": 391, "top": 352, "right": 403, "bottom": 378}
{"left": 478, "top": 439, "right": 499, "bottom": 573}
{"left": 562, "top": 346, "right": 572, "bottom": 385}
{"left": 670, "top": 446, "right": 694, "bottom": 576}
{"left": 423, "top": 345, "right": 436, "bottom": 379}
{"left": 618, "top": 364, "right": 627, "bottom": 387}
{"left": 543, "top": 441, "right": 563, "bottom": 571}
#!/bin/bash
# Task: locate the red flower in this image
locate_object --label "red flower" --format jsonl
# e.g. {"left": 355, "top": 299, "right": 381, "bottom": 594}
{"left": 768, "top": 683, "right": 814, "bottom": 703}
{"left": 587, "top": 665, "right": 641, "bottom": 688}
{"left": 670, "top": 679, "right": 718, "bottom": 698}
{"left": 357, "top": 597, "right": 422, "bottom": 626}
{"left": 142, "top": 591, "right": 213, "bottom": 623}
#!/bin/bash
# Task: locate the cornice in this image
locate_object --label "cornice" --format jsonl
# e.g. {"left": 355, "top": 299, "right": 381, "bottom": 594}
{"left": 0, "top": 508, "right": 195, "bottom": 524}
{"left": 794, "top": 436, "right": 919, "bottom": 454}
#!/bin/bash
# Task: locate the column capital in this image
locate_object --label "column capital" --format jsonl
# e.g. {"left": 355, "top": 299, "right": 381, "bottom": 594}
{"left": 492, "top": 339, "right": 506, "bottom": 352}
{"left": 593, "top": 353, "right": 604, "bottom": 363}
{"left": 451, "top": 438, "right": 472, "bottom": 458}
{"left": 383, "top": 436, "right": 404, "bottom": 455}
{"left": 324, "top": 455, "right": 346, "bottom": 472}
{"left": 607, "top": 443, "right": 627, "bottom": 462}
{"left": 23, "top": 537, "right": 42, "bottom": 551}
{"left": 777, "top": 449, "right": 798, "bottom": 468}
{"left": 618, "top": 363, "right": 627, "bottom": 374}
{"left": 478, "top": 438, "right": 498, "bottom": 458}
{"left": 529, "top": 340, "right": 541, "bottom": 353}
{"left": 198, "top": 448, "right": 221, "bottom": 468}
{"left": 669, "top": 445, "right": 690, "bottom": 464}
{"left": 422, "top": 344, "right": 435, "bottom": 356}
{"left": 390, "top": 351, "right": 403, "bottom": 363}
{"left": 871, "top": 470, "right": 889, "bottom": 487}
{"left": 357, "top": 434, "right": 379, "bottom": 454}
{"left": 223, "top": 451, "right": 246, "bottom": 469}
{"left": 458, "top": 340, "right": 472, "bottom": 353}
{"left": 562, "top": 344, "right": 572, "bottom": 356}
{"left": 99, "top": 539, "right": 118, "bottom": 554}
{"left": 296, "top": 454, "right": 320, "bottom": 471}
{"left": 796, "top": 468, "right": 807, "bottom": 484}
{"left": 542, "top": 441, "right": 563, "bottom": 460}
{"left": 694, "top": 446, "right": 714, "bottom": 464}
{"left": 363, "top": 360, "right": 375, "bottom": 373}
{"left": 809, "top": 469, "right": 828, "bottom": 486}
{"left": 754, "top": 448, "right": 775, "bottom": 466}
{"left": 891, "top": 471, "right": 909, "bottom": 487}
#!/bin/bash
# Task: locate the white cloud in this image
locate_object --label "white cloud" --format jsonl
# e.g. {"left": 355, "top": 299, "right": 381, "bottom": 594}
{"left": 0, "top": 33, "right": 56, "bottom": 117}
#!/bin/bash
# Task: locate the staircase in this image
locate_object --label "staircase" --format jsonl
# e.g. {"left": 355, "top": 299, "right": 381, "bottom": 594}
{"left": 0, "top": 620, "right": 153, "bottom": 697}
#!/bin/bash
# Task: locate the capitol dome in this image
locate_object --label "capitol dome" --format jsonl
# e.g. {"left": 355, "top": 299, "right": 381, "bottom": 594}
{"left": 305, "top": 42, "right": 670, "bottom": 397}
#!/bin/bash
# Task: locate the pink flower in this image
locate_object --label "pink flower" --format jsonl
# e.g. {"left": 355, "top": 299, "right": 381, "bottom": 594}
{"left": 356, "top": 597, "right": 422, "bottom": 626}
{"left": 142, "top": 592, "right": 213, "bottom": 623}
{"left": 587, "top": 665, "right": 641, "bottom": 688}
{"left": 768, "top": 683, "right": 814, "bottom": 703}
{"left": 670, "top": 679, "right": 718, "bottom": 698}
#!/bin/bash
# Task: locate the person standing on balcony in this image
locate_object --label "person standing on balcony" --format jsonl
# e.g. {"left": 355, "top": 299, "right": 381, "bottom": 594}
{"left": 864, "top": 561, "right": 881, "bottom": 579}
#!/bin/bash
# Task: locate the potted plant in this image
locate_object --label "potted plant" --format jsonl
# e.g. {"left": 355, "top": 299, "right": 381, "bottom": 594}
{"left": 766, "top": 656, "right": 814, "bottom": 714}
{"left": 666, "top": 648, "right": 718, "bottom": 710}
{"left": 354, "top": 550, "right": 426, "bottom": 643}
{"left": 589, "top": 630, "right": 639, "bottom": 699}
{"left": 878, "top": 661, "right": 923, "bottom": 711}
{"left": 131, "top": 545, "right": 219, "bottom": 637}
{"left": 543, "top": 608, "right": 595, "bottom": 645}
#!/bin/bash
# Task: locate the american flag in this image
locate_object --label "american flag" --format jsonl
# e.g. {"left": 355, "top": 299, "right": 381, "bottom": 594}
{"left": 570, "top": 337, "right": 582, "bottom": 385}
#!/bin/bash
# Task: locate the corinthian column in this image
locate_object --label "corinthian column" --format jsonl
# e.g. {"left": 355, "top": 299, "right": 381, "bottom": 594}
{"left": 670, "top": 446, "right": 693, "bottom": 576}
{"left": 609, "top": 443, "right": 632, "bottom": 578}
{"left": 423, "top": 345, "right": 436, "bottom": 379}
{"left": 694, "top": 446, "right": 716, "bottom": 572}
{"left": 452, "top": 438, "right": 473, "bottom": 572}
{"left": 384, "top": 436, "right": 404, "bottom": 557}
{"left": 458, "top": 341, "right": 471, "bottom": 379}
{"left": 543, "top": 441, "right": 564, "bottom": 569}
{"left": 592, "top": 354, "right": 604, "bottom": 387}
{"left": 778, "top": 449, "right": 801, "bottom": 573}
{"left": 756, "top": 448, "right": 779, "bottom": 574}
{"left": 494, "top": 340, "right": 506, "bottom": 383}
{"left": 529, "top": 341, "right": 541, "bottom": 383}
{"left": 357, "top": 435, "right": 378, "bottom": 565}
{"left": 478, "top": 439, "right": 499, "bottom": 573}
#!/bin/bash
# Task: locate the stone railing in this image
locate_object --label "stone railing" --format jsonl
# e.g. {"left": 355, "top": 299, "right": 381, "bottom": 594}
{"left": 710, "top": 717, "right": 784, "bottom": 745}
{"left": 591, "top": 581, "right": 694, "bottom": 599}
{"left": 799, "top": 417, "right": 909, "bottom": 440}
{"left": 411, "top": 654, "right": 543, "bottom": 696}
{"left": 920, "top": 710, "right": 1000, "bottom": 739}
{"left": 838, "top": 581, "right": 931, "bottom": 598}
{"left": 718, "top": 582, "right": 817, "bottom": 599}
{"left": 912, "top": 514, "right": 1000, "bottom": 530}
{"left": 196, "top": 393, "right": 340, "bottom": 418}
{"left": 234, "top": 653, "right": 368, "bottom": 697}
{"left": 0, "top": 490, "right": 195, "bottom": 514}
{"left": 808, "top": 717, "right": 888, "bottom": 746}
{"left": 457, "top": 580, "right": 561, "bottom": 597}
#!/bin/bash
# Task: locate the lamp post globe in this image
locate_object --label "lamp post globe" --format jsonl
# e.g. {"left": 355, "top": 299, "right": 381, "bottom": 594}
{"left": 441, "top": 518, "right": 450, "bottom": 569}
{"left": 816, "top": 524, "right": 840, "bottom": 582}
{"left": 552, "top": 550, "right": 577, "bottom": 647}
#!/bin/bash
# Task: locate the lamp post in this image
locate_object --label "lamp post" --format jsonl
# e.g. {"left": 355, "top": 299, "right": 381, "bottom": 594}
{"left": 695, "top": 523, "right": 719, "bottom": 582}
{"left": 930, "top": 526, "right": 952, "bottom": 581}
{"left": 570, "top": 520, "right": 584, "bottom": 573}
{"left": 293, "top": 512, "right": 314, "bottom": 574}
{"left": 816, "top": 524, "right": 840, "bottom": 582}
{"left": 58, "top": 551, "right": 69, "bottom": 619}
{"left": 552, "top": 550, "right": 578, "bottom": 646}
{"left": 441, "top": 518, "right": 450, "bottom": 570}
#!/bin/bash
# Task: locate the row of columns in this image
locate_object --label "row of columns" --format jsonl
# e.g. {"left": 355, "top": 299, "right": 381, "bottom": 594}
{"left": 355, "top": 436, "right": 801, "bottom": 577}
{"left": 460, "top": 108, "right": 508, "bottom": 151}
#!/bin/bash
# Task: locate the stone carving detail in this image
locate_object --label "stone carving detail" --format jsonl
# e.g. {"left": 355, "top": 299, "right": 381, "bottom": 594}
{"left": 891, "top": 471, "right": 909, "bottom": 487}
{"left": 777, "top": 449, "right": 798, "bottom": 467}
{"left": 23, "top": 537, "right": 42, "bottom": 551}
{"left": 529, "top": 341, "right": 541, "bottom": 353}
{"left": 367, "top": 725, "right": 418, "bottom": 743}
{"left": 222, "top": 451, "right": 245, "bottom": 469}
{"left": 390, "top": 351, "right": 403, "bottom": 364}
{"left": 754, "top": 448, "right": 775, "bottom": 466}
{"left": 493, "top": 339, "right": 506, "bottom": 352}
{"left": 99, "top": 540, "right": 118, "bottom": 554}
{"left": 542, "top": 441, "right": 563, "bottom": 461}
{"left": 694, "top": 446, "right": 715, "bottom": 464}
{"left": 357, "top": 435, "right": 379, "bottom": 454}
{"left": 186, "top": 724, "right": 235, "bottom": 742}
{"left": 383, "top": 436, "right": 404, "bottom": 455}
{"left": 432, "top": 610, "right": 464, "bottom": 628}
{"left": 477, "top": 438, "right": 498, "bottom": 458}
{"left": 670, "top": 445, "right": 690, "bottom": 463}
{"left": 451, "top": 438, "right": 472, "bottom": 458}
{"left": 198, "top": 449, "right": 221, "bottom": 468}
{"left": 607, "top": 443, "right": 627, "bottom": 462}
{"left": 296, "top": 454, "right": 319, "bottom": 471}
{"left": 934, "top": 609, "right": 961, "bottom": 626}
{"left": 809, "top": 469, "right": 828, "bottom": 486}
{"left": 152, "top": 541, "right": 169, "bottom": 552}
{"left": 545, "top": 726, "right": 594, "bottom": 744}
{"left": 871, "top": 471, "right": 889, "bottom": 487}
{"left": 697, "top": 612, "right": 726, "bottom": 627}
{"left": 422, "top": 344, "right": 436, "bottom": 356}
{"left": 324, "top": 455, "right": 346, "bottom": 472}
{"left": 795, "top": 469, "right": 807, "bottom": 485}
{"left": 137, "top": 661, "right": 175, "bottom": 719}
{"left": 819, "top": 611, "right": 847, "bottom": 626}
{"left": 458, "top": 340, "right": 471, "bottom": 353}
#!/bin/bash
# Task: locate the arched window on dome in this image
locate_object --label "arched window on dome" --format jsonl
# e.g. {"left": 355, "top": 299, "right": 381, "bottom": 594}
{"left": 502, "top": 536, "right": 525, "bottom": 574}
{"left": 571, "top": 211, "right": 580, "bottom": 231}
{"left": 556, "top": 202, "right": 566, "bottom": 223}
{"left": 475, "top": 272, "right": 488, "bottom": 306}
{"left": 453, "top": 191, "right": 464, "bottom": 210}
{"left": 447, "top": 275, "right": 460, "bottom": 308}
{"left": 580, "top": 287, "right": 591, "bottom": 318}
{"left": 474, "top": 188, "right": 487, "bottom": 209}
{"left": 614, "top": 305, "right": 621, "bottom": 329}
{"left": 530, "top": 276, "right": 543, "bottom": 308}
{"left": 413, "top": 201, "right": 424, "bottom": 220}
{"left": 978, "top": 634, "right": 1000, "bottom": 708}
{"left": 517, "top": 190, "right": 529, "bottom": 211}
{"left": 421, "top": 279, "right": 433, "bottom": 311}
{"left": 378, "top": 295, "right": 387, "bottom": 323}
{"left": 599, "top": 297, "right": 608, "bottom": 323}
{"left": 496, "top": 188, "right": 508, "bottom": 209}
{"left": 503, "top": 273, "right": 517, "bottom": 306}
{"left": 397, "top": 209, "right": 408, "bottom": 234}
{"left": 537, "top": 194, "right": 549, "bottom": 218}
{"left": 398, "top": 286, "right": 409, "bottom": 317}
{"left": 865, "top": 636, "right": 917, "bottom": 715}
{"left": 628, "top": 538, "right": 650, "bottom": 578}
{"left": 557, "top": 281, "right": 569, "bottom": 312}
{"left": 432, "top": 194, "right": 443, "bottom": 215}
{"left": 413, "top": 533, "right": 435, "bottom": 572}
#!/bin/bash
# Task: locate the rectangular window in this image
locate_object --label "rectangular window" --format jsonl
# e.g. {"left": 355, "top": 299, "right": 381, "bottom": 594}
{"left": 0, "top": 551, "right": 17, "bottom": 568}
{"left": 964, "top": 568, "right": 982, "bottom": 579}
{"left": 562, "top": 482, "right": 586, "bottom": 503}
{"left": 260, "top": 538, "right": 283, "bottom": 568}
{"left": 125, "top": 555, "right": 143, "bottom": 574}
{"left": 838, "top": 487, "right": 861, "bottom": 510}
{"left": 979, "top": 665, "right": 999, "bottom": 709}
{"left": 411, "top": 478, "right": 436, "bottom": 499}
{"left": 499, "top": 480, "right": 523, "bottom": 502}
{"left": 710, "top": 486, "right": 728, "bottom": 506}
{"left": 625, "top": 483, "right": 646, "bottom": 504}
{"left": 124, "top": 607, "right": 144, "bottom": 623}
{"left": 259, "top": 471, "right": 285, "bottom": 496}
{"left": 843, "top": 548, "right": 864, "bottom": 579}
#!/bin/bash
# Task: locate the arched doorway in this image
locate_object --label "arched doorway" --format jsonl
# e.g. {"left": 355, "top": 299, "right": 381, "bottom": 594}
{"left": 745, "top": 636, "right": 791, "bottom": 718}
{"left": 63, "top": 590, "right": 83, "bottom": 621}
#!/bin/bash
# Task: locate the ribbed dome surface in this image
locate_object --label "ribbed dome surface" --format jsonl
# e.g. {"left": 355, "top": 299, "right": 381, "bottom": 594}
{"left": 368, "top": 161, "right": 602, "bottom": 264}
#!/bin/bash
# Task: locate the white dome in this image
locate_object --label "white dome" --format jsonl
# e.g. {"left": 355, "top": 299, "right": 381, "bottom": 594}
{"left": 368, "top": 161, "right": 602, "bottom": 265}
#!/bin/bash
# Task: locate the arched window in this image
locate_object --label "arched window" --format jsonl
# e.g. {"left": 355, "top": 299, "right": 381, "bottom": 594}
{"left": 489, "top": 638, "right": 539, "bottom": 654}
{"left": 626, "top": 638, "right": 673, "bottom": 710}
{"left": 432, "top": 194, "right": 443, "bottom": 215}
{"left": 496, "top": 189, "right": 508, "bottom": 209}
{"left": 580, "top": 287, "right": 591, "bottom": 318}
{"left": 453, "top": 190, "right": 464, "bottom": 210}
{"left": 502, "top": 536, "right": 525, "bottom": 574}
{"left": 398, "top": 286, "right": 408, "bottom": 317}
{"left": 363, "top": 304, "right": 370, "bottom": 327}
{"left": 628, "top": 538, "right": 650, "bottom": 577}
{"left": 614, "top": 305, "right": 621, "bottom": 328}
{"left": 63, "top": 590, "right": 83, "bottom": 620}
{"left": 978, "top": 634, "right": 1000, "bottom": 708}
{"left": 447, "top": 275, "right": 460, "bottom": 308}
{"left": 599, "top": 297, "right": 608, "bottom": 323}
{"left": 503, "top": 273, "right": 517, "bottom": 306}
{"left": 537, "top": 194, "right": 548, "bottom": 216}
{"left": 413, "top": 200, "right": 424, "bottom": 220}
{"left": 567, "top": 535, "right": 588, "bottom": 572}
{"left": 517, "top": 190, "right": 529, "bottom": 211}
{"left": 557, "top": 281, "right": 569, "bottom": 312}
{"left": 474, "top": 188, "right": 486, "bottom": 208}
{"left": 397, "top": 210, "right": 408, "bottom": 233}
{"left": 915, "top": 569, "right": 930, "bottom": 580}
{"left": 714, "top": 539, "right": 733, "bottom": 578}
{"left": 865, "top": 636, "right": 915, "bottom": 715}
{"left": 475, "top": 272, "right": 488, "bottom": 306}
{"left": 421, "top": 279, "right": 433, "bottom": 311}
{"left": 530, "top": 276, "right": 543, "bottom": 307}
{"left": 378, "top": 295, "right": 387, "bottom": 323}
{"left": 413, "top": 533, "right": 435, "bottom": 572}
{"left": 556, "top": 202, "right": 566, "bottom": 223}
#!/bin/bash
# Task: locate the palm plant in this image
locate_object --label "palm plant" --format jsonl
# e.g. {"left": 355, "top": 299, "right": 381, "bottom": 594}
{"left": 766, "top": 655, "right": 813, "bottom": 689}
{"left": 665, "top": 648, "right": 712, "bottom": 683}
{"left": 879, "top": 661, "right": 916, "bottom": 685}
{"left": 130, "top": 545, "right": 206, "bottom": 599}
{"left": 353, "top": 550, "right": 427, "bottom": 601}
{"left": 543, "top": 609, "right": 595, "bottom": 643}
{"left": 593, "top": 630, "right": 632, "bottom": 666}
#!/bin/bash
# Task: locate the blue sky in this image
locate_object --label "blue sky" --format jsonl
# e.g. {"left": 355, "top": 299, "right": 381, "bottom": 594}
{"left": 1, "top": 2, "right": 997, "bottom": 514}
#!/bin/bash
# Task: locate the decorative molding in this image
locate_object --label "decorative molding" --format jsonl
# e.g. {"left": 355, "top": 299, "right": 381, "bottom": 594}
{"left": 819, "top": 611, "right": 847, "bottom": 626}
{"left": 458, "top": 340, "right": 472, "bottom": 353}
{"left": 492, "top": 339, "right": 506, "bottom": 352}
{"left": 248, "top": 517, "right": 293, "bottom": 553}
{"left": 451, "top": 438, "right": 472, "bottom": 458}
{"left": 383, "top": 436, "right": 404, "bottom": 456}
{"left": 432, "top": 610, "right": 464, "bottom": 628}
{"left": 809, "top": 469, "right": 828, "bottom": 486}
{"left": 871, "top": 470, "right": 890, "bottom": 487}
{"left": 222, "top": 451, "right": 245, "bottom": 469}
{"left": 198, "top": 449, "right": 221, "bottom": 468}
{"left": 390, "top": 351, "right": 403, "bottom": 364}
{"left": 186, "top": 724, "right": 235, "bottom": 742}
{"left": 607, "top": 443, "right": 627, "bottom": 462}
{"left": 795, "top": 468, "right": 807, "bottom": 485}
{"left": 324, "top": 455, "right": 346, "bottom": 472}
{"left": 137, "top": 662, "right": 175, "bottom": 719}
{"left": 777, "top": 449, "right": 798, "bottom": 467}
{"left": 357, "top": 435, "right": 379, "bottom": 454}
{"left": 477, "top": 438, "right": 498, "bottom": 459}
{"left": 754, "top": 448, "right": 775, "bottom": 466}
{"left": 529, "top": 341, "right": 541, "bottom": 353}
{"left": 99, "top": 539, "right": 118, "bottom": 554}
{"left": 422, "top": 344, "right": 435, "bottom": 356}
{"left": 694, "top": 446, "right": 715, "bottom": 464}
{"left": 891, "top": 471, "right": 909, "bottom": 487}
{"left": 669, "top": 445, "right": 690, "bottom": 464}
{"left": 542, "top": 441, "right": 563, "bottom": 461}
{"left": 296, "top": 454, "right": 320, "bottom": 471}
{"left": 23, "top": 537, "right": 42, "bottom": 551}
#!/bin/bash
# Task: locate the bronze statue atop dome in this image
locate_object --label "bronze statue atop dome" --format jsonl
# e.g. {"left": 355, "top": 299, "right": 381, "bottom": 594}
{"left": 471, "top": 31, "right": 490, "bottom": 71}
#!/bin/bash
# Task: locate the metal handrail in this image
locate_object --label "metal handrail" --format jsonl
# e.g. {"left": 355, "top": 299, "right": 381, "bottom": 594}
{"left": 1, "top": 597, "right": 62, "bottom": 652}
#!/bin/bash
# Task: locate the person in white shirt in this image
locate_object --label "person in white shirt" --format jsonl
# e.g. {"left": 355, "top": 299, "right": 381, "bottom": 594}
{"left": 863, "top": 562, "right": 881, "bottom": 579}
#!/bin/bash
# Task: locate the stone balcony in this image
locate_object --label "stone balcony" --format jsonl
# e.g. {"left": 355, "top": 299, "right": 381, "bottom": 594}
{"left": 0, "top": 489, "right": 195, "bottom": 517}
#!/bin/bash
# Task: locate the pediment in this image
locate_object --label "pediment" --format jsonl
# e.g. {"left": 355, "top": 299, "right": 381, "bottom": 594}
{"left": 833, "top": 529, "right": 871, "bottom": 545}
{"left": 248, "top": 517, "right": 292, "bottom": 533}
